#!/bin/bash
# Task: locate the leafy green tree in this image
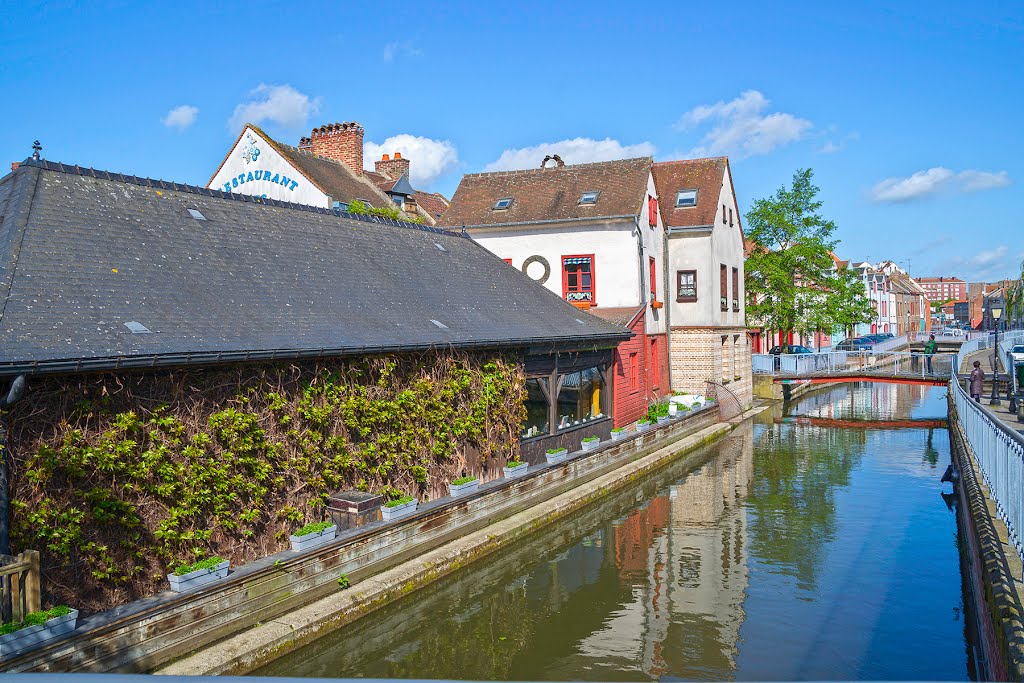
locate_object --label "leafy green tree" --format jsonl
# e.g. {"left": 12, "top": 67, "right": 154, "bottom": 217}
{"left": 1007, "top": 258, "right": 1024, "bottom": 328}
{"left": 745, "top": 169, "right": 872, "bottom": 340}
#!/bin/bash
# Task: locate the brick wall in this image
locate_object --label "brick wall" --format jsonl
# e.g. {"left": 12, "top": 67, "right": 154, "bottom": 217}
{"left": 669, "top": 327, "right": 752, "bottom": 408}
{"left": 302, "top": 122, "right": 364, "bottom": 175}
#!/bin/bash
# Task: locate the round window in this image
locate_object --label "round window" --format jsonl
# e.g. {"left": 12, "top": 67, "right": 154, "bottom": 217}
{"left": 522, "top": 255, "right": 550, "bottom": 284}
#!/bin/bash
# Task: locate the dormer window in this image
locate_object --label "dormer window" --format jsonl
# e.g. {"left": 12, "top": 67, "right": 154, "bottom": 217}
{"left": 579, "top": 191, "right": 600, "bottom": 205}
{"left": 675, "top": 189, "right": 697, "bottom": 207}
{"left": 493, "top": 197, "right": 513, "bottom": 210}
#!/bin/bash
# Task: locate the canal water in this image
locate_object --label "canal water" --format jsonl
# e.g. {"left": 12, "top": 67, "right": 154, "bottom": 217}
{"left": 259, "top": 383, "right": 974, "bottom": 681}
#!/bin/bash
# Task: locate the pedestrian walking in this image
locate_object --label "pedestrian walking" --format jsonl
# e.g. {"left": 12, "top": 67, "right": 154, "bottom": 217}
{"left": 924, "top": 334, "right": 937, "bottom": 374}
{"left": 970, "top": 361, "right": 985, "bottom": 403}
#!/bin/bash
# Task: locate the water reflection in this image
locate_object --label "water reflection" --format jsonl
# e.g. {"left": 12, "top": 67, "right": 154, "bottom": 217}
{"left": 259, "top": 383, "right": 968, "bottom": 681}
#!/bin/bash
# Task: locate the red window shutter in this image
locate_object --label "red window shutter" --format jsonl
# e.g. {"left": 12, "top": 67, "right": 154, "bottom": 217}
{"left": 720, "top": 264, "right": 728, "bottom": 311}
{"left": 649, "top": 338, "right": 658, "bottom": 387}
{"left": 648, "top": 196, "right": 658, "bottom": 227}
{"left": 629, "top": 352, "right": 639, "bottom": 391}
{"left": 649, "top": 257, "right": 657, "bottom": 301}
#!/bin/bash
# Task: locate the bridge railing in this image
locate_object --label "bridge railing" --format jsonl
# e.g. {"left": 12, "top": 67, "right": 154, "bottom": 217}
{"left": 753, "top": 350, "right": 955, "bottom": 378}
{"left": 950, "top": 330, "right": 1024, "bottom": 565}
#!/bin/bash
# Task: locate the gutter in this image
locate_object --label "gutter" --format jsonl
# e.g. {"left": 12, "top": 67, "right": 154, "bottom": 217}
{"left": 666, "top": 224, "right": 714, "bottom": 236}
{"left": 0, "top": 333, "right": 633, "bottom": 378}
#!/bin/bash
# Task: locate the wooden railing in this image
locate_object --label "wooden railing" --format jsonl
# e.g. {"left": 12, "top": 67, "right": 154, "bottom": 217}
{"left": 0, "top": 551, "right": 41, "bottom": 623}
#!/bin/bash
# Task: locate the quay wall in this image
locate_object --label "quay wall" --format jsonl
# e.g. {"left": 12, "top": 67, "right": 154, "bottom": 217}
{"left": 948, "top": 391, "right": 1024, "bottom": 681}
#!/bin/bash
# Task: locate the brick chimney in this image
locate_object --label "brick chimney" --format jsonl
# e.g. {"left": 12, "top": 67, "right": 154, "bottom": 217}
{"left": 374, "top": 152, "right": 411, "bottom": 180}
{"left": 299, "top": 122, "right": 365, "bottom": 175}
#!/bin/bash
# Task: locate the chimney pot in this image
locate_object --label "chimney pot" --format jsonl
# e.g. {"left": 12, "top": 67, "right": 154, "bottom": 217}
{"left": 394, "top": 152, "right": 402, "bottom": 159}
{"left": 382, "top": 153, "right": 390, "bottom": 161}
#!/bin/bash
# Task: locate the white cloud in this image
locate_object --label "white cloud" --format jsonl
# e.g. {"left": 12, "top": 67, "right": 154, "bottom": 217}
{"left": 364, "top": 134, "right": 459, "bottom": 187}
{"left": 162, "top": 105, "right": 198, "bottom": 130}
{"left": 819, "top": 141, "right": 842, "bottom": 154}
{"left": 936, "top": 245, "right": 1012, "bottom": 280}
{"left": 971, "top": 245, "right": 1008, "bottom": 268}
{"left": 869, "top": 167, "right": 1011, "bottom": 202}
{"left": 483, "top": 137, "right": 656, "bottom": 172}
{"left": 229, "top": 84, "right": 320, "bottom": 132}
{"left": 676, "top": 90, "right": 811, "bottom": 159}
{"left": 383, "top": 41, "right": 423, "bottom": 62}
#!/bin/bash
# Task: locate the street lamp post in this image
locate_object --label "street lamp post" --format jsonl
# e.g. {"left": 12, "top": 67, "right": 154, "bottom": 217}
{"left": 990, "top": 305, "right": 1003, "bottom": 406}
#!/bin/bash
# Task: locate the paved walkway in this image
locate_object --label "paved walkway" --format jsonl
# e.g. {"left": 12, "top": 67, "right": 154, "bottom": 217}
{"left": 962, "top": 347, "right": 1024, "bottom": 438}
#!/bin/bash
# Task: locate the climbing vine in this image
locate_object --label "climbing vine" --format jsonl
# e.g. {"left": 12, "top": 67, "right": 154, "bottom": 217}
{"left": 6, "top": 351, "right": 525, "bottom": 612}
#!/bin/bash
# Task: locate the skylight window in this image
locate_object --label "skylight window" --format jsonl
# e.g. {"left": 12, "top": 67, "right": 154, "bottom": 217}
{"left": 124, "top": 321, "right": 151, "bottom": 334}
{"left": 493, "top": 197, "right": 513, "bottom": 210}
{"left": 675, "top": 190, "right": 698, "bottom": 207}
{"left": 579, "top": 191, "right": 600, "bottom": 205}
{"left": 187, "top": 208, "right": 206, "bottom": 220}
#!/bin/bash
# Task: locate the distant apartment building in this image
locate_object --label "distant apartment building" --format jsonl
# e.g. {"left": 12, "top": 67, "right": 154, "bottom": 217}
{"left": 916, "top": 276, "right": 966, "bottom": 304}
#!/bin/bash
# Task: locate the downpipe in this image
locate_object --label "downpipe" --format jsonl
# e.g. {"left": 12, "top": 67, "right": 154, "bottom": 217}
{"left": 0, "top": 375, "right": 27, "bottom": 556}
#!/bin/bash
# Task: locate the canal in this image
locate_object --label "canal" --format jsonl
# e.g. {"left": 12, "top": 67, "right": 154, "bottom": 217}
{"left": 258, "top": 382, "right": 974, "bottom": 681}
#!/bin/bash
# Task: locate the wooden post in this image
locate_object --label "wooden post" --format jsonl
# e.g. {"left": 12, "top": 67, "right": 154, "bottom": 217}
{"left": 547, "top": 368, "right": 559, "bottom": 435}
{"left": 24, "top": 550, "right": 40, "bottom": 614}
{"left": 9, "top": 565, "right": 22, "bottom": 622}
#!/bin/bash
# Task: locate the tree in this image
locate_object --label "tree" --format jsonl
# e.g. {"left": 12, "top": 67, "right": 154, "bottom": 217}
{"left": 1007, "top": 258, "right": 1024, "bottom": 329}
{"left": 744, "top": 169, "right": 872, "bottom": 341}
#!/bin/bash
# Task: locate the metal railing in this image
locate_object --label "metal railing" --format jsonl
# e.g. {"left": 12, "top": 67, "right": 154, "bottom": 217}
{"left": 753, "top": 349, "right": 955, "bottom": 378}
{"left": 951, "top": 330, "right": 1024, "bottom": 564}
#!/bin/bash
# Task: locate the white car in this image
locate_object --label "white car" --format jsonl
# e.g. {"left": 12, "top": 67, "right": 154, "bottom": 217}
{"left": 1008, "top": 344, "right": 1024, "bottom": 365}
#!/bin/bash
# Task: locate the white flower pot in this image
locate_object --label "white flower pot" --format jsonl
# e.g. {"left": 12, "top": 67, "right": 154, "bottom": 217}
{"left": 289, "top": 525, "right": 337, "bottom": 552}
{"left": 545, "top": 448, "right": 568, "bottom": 464}
{"left": 503, "top": 462, "right": 529, "bottom": 479}
{"left": 381, "top": 499, "right": 418, "bottom": 522}
{"left": 0, "top": 609, "right": 78, "bottom": 655}
{"left": 610, "top": 430, "right": 628, "bottom": 441}
{"left": 656, "top": 416, "right": 671, "bottom": 425}
{"left": 449, "top": 479, "right": 480, "bottom": 497}
{"left": 636, "top": 422, "right": 652, "bottom": 432}
{"left": 168, "top": 560, "right": 230, "bottom": 593}
{"left": 581, "top": 439, "right": 601, "bottom": 451}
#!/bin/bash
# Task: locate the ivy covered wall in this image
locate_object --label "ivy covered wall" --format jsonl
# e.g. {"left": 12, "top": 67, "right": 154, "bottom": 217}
{"left": 4, "top": 351, "right": 526, "bottom": 612}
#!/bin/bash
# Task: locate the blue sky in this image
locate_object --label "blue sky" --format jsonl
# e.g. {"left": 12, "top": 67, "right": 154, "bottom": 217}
{"left": 2, "top": 1, "right": 1020, "bottom": 281}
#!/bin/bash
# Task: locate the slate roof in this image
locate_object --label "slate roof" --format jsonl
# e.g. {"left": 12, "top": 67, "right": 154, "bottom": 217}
{"left": 439, "top": 157, "right": 653, "bottom": 229}
{"left": 0, "top": 160, "right": 629, "bottom": 376}
{"left": 652, "top": 157, "right": 738, "bottom": 230}
{"left": 585, "top": 306, "right": 645, "bottom": 328}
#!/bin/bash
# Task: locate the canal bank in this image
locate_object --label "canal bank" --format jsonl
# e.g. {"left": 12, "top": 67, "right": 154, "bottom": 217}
{"left": 254, "top": 382, "right": 975, "bottom": 680}
{"left": 948, "top": 390, "right": 1024, "bottom": 681}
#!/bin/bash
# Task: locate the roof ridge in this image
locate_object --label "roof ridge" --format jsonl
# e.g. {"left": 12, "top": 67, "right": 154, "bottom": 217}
{"left": 461, "top": 156, "right": 653, "bottom": 179}
{"left": 653, "top": 156, "right": 728, "bottom": 166}
{"left": 19, "top": 158, "right": 462, "bottom": 238}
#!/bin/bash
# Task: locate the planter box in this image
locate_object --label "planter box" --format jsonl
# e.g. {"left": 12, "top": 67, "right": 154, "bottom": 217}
{"left": 636, "top": 422, "right": 652, "bottom": 432}
{"left": 610, "top": 430, "right": 629, "bottom": 441}
{"left": 289, "top": 525, "right": 337, "bottom": 552}
{"left": 0, "top": 609, "right": 78, "bottom": 655}
{"left": 449, "top": 479, "right": 480, "bottom": 497}
{"left": 545, "top": 448, "right": 568, "bottom": 465}
{"left": 503, "top": 462, "right": 529, "bottom": 479}
{"left": 381, "top": 498, "right": 418, "bottom": 522}
{"left": 168, "top": 561, "right": 229, "bottom": 593}
{"left": 581, "top": 438, "right": 601, "bottom": 451}
{"left": 656, "top": 416, "right": 672, "bottom": 425}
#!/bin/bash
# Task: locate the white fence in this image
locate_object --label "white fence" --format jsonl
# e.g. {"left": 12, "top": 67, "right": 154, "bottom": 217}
{"left": 952, "top": 330, "right": 1024, "bottom": 564}
{"left": 752, "top": 349, "right": 955, "bottom": 378}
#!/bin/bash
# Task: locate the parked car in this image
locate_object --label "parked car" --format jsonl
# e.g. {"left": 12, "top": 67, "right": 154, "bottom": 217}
{"left": 1008, "top": 344, "right": 1024, "bottom": 365}
{"left": 835, "top": 338, "right": 874, "bottom": 351}
{"left": 767, "top": 345, "right": 813, "bottom": 355}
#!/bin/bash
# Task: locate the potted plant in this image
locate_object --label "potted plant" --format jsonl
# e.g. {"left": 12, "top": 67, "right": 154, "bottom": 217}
{"left": 503, "top": 459, "right": 529, "bottom": 479}
{"left": 449, "top": 475, "right": 480, "bottom": 497}
{"left": 381, "top": 494, "right": 418, "bottom": 522}
{"left": 168, "top": 555, "right": 229, "bottom": 593}
{"left": 0, "top": 605, "right": 78, "bottom": 655}
{"left": 289, "top": 520, "right": 338, "bottom": 552}
{"left": 636, "top": 419, "right": 652, "bottom": 431}
{"left": 581, "top": 436, "right": 601, "bottom": 451}
{"left": 610, "top": 426, "right": 629, "bottom": 441}
{"left": 647, "top": 402, "right": 671, "bottom": 425}
{"left": 545, "top": 447, "right": 568, "bottom": 464}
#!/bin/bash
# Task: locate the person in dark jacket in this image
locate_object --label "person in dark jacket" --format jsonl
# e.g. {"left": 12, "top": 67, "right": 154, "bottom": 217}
{"left": 970, "top": 360, "right": 985, "bottom": 402}
{"left": 924, "top": 334, "right": 938, "bottom": 374}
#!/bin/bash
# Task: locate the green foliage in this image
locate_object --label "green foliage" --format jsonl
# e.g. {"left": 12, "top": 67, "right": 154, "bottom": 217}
{"left": 346, "top": 199, "right": 424, "bottom": 224}
{"left": 610, "top": 427, "right": 625, "bottom": 433}
{"left": 294, "top": 521, "right": 333, "bottom": 537}
{"left": 0, "top": 605, "right": 72, "bottom": 636}
{"left": 744, "top": 169, "right": 872, "bottom": 337}
{"left": 581, "top": 436, "right": 599, "bottom": 443}
{"left": 173, "top": 555, "right": 225, "bottom": 576}
{"left": 645, "top": 402, "right": 670, "bottom": 421}
{"left": 337, "top": 572, "right": 350, "bottom": 588}
{"left": 384, "top": 494, "right": 415, "bottom": 508}
{"left": 452, "top": 476, "right": 477, "bottom": 486}
{"left": 505, "top": 460, "right": 524, "bottom": 468}
{"left": 8, "top": 352, "right": 526, "bottom": 611}
{"left": 545, "top": 448, "right": 566, "bottom": 455}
